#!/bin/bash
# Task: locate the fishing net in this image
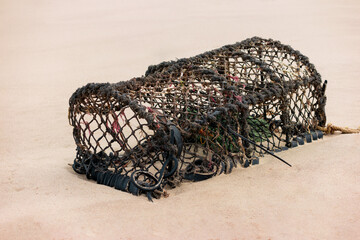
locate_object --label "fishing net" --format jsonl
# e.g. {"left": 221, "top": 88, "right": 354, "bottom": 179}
{"left": 68, "top": 37, "right": 327, "bottom": 200}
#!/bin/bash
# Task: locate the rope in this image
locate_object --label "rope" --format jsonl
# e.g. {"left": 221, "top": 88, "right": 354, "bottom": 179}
{"left": 317, "top": 123, "right": 360, "bottom": 134}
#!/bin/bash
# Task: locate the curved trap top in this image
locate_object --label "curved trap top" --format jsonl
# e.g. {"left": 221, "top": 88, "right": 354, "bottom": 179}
{"left": 68, "top": 37, "right": 327, "bottom": 200}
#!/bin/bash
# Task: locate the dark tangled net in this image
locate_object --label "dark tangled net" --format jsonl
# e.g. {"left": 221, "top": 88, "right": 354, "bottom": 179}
{"left": 68, "top": 37, "right": 327, "bottom": 200}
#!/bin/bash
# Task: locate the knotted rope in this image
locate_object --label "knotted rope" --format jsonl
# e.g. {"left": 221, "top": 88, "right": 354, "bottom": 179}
{"left": 317, "top": 123, "right": 360, "bottom": 134}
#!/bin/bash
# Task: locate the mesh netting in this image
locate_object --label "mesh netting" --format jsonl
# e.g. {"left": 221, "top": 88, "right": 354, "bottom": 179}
{"left": 68, "top": 37, "right": 327, "bottom": 200}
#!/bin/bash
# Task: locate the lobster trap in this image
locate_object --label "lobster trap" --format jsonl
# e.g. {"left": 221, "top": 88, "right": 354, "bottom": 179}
{"left": 69, "top": 37, "right": 327, "bottom": 200}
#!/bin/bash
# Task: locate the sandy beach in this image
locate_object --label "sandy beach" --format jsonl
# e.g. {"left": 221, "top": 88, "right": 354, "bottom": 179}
{"left": 1, "top": 0, "right": 359, "bottom": 239}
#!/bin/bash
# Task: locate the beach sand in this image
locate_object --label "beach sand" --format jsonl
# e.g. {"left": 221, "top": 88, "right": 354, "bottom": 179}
{"left": 0, "top": 0, "right": 359, "bottom": 239}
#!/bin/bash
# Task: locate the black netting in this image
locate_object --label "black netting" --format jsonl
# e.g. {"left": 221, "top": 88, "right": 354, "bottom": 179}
{"left": 68, "top": 37, "right": 327, "bottom": 200}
